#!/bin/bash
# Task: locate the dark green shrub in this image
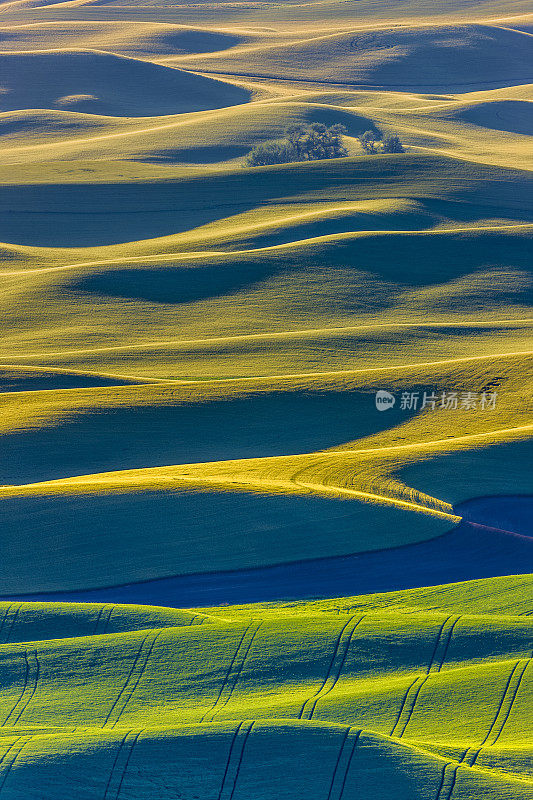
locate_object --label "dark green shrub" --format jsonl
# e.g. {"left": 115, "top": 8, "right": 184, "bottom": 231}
{"left": 359, "top": 130, "right": 380, "bottom": 154}
{"left": 358, "top": 129, "right": 405, "bottom": 155}
{"left": 245, "top": 123, "right": 348, "bottom": 167}
{"left": 382, "top": 135, "right": 405, "bottom": 153}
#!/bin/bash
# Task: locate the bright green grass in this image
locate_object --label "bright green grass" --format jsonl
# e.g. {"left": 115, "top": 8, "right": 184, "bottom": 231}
{"left": 0, "top": 576, "right": 530, "bottom": 798}
{"left": 0, "top": 3, "right": 530, "bottom": 795}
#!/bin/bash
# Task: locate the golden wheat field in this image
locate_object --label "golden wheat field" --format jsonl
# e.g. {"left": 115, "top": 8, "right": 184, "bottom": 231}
{"left": 0, "top": 0, "right": 531, "bottom": 795}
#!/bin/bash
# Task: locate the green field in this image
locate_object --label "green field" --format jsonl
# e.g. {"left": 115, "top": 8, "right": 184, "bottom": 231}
{"left": 0, "top": 0, "right": 531, "bottom": 794}
{"left": 0, "top": 576, "right": 531, "bottom": 798}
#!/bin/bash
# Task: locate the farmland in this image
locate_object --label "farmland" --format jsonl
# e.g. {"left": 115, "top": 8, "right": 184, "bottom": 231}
{"left": 0, "top": 0, "right": 531, "bottom": 794}
{"left": 0, "top": 576, "right": 532, "bottom": 798}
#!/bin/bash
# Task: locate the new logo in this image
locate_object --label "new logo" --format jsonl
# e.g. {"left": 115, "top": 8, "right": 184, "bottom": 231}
{"left": 375, "top": 390, "right": 396, "bottom": 411}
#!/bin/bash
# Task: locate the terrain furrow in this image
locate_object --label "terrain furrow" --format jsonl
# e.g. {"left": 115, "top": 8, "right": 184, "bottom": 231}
{"left": 391, "top": 615, "right": 460, "bottom": 737}
{"left": 299, "top": 615, "right": 361, "bottom": 720}
{"left": 0, "top": 737, "right": 30, "bottom": 795}
{"left": 103, "top": 729, "right": 144, "bottom": 800}
{"left": 2, "top": 650, "right": 39, "bottom": 726}
{"left": 457, "top": 657, "right": 532, "bottom": 772}
{"left": 102, "top": 729, "right": 133, "bottom": 800}
{"left": 435, "top": 761, "right": 459, "bottom": 800}
{"left": 0, "top": 608, "right": 12, "bottom": 643}
{"left": 0, "top": 653, "right": 28, "bottom": 727}
{"left": 0, "top": 604, "right": 22, "bottom": 645}
{"left": 96, "top": 604, "right": 115, "bottom": 636}
{"left": 200, "top": 622, "right": 256, "bottom": 722}
{"left": 390, "top": 675, "right": 429, "bottom": 738}
{"left": 326, "top": 727, "right": 361, "bottom": 800}
{"left": 426, "top": 616, "right": 455, "bottom": 672}
{"left": 103, "top": 630, "right": 162, "bottom": 728}
{"left": 203, "top": 621, "right": 264, "bottom": 722}
{"left": 0, "top": 738, "right": 21, "bottom": 766}
{"left": 303, "top": 616, "right": 365, "bottom": 720}
{"left": 218, "top": 720, "right": 255, "bottom": 800}
{"left": 484, "top": 657, "right": 531, "bottom": 746}
{"left": 432, "top": 616, "right": 462, "bottom": 672}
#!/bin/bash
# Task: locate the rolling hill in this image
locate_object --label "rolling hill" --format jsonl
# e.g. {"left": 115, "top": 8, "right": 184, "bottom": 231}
{"left": 173, "top": 24, "right": 533, "bottom": 93}
{"left": 0, "top": 577, "right": 531, "bottom": 799}
{"left": 0, "top": 50, "right": 251, "bottom": 116}
{"left": 0, "top": 0, "right": 531, "bottom": 795}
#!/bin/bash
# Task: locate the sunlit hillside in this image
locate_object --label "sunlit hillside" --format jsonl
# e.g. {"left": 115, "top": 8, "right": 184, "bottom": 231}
{"left": 0, "top": 0, "right": 531, "bottom": 795}
{"left": 0, "top": 577, "right": 531, "bottom": 798}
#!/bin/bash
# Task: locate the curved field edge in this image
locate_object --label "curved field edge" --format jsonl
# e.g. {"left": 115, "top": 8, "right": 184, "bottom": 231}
{"left": 0, "top": 352, "right": 530, "bottom": 593}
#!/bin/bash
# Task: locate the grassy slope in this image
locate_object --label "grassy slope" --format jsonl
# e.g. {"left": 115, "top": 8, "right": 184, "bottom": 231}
{"left": 0, "top": 20, "right": 252, "bottom": 58}
{"left": 0, "top": 576, "right": 530, "bottom": 798}
{"left": 0, "top": 349, "right": 531, "bottom": 591}
{"left": 9, "top": 0, "right": 530, "bottom": 28}
{"left": 0, "top": 152, "right": 530, "bottom": 591}
{"left": 0, "top": 156, "right": 531, "bottom": 590}
{"left": 0, "top": 49, "right": 251, "bottom": 116}
{"left": 1, "top": 91, "right": 531, "bottom": 171}
{"left": 173, "top": 24, "right": 533, "bottom": 92}
{"left": 0, "top": 2, "right": 531, "bottom": 795}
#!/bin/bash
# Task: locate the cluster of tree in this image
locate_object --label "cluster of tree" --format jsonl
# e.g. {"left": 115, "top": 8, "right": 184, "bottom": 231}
{"left": 245, "top": 123, "right": 348, "bottom": 167}
{"left": 359, "top": 129, "right": 404, "bottom": 154}
{"left": 244, "top": 122, "right": 404, "bottom": 167}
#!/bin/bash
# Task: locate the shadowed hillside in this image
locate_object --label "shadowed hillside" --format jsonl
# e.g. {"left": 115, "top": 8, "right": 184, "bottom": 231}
{"left": 174, "top": 25, "right": 533, "bottom": 93}
{"left": 441, "top": 99, "right": 533, "bottom": 135}
{"left": 0, "top": 50, "right": 251, "bottom": 115}
{"left": 0, "top": 0, "right": 531, "bottom": 796}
